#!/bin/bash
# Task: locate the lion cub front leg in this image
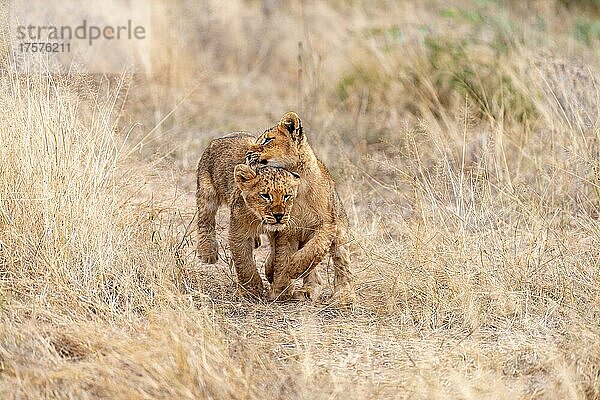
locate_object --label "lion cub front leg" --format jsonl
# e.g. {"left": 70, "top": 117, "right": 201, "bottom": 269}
{"left": 196, "top": 169, "right": 219, "bottom": 264}
{"left": 264, "top": 233, "right": 276, "bottom": 284}
{"left": 265, "top": 233, "right": 322, "bottom": 301}
{"left": 286, "top": 223, "right": 333, "bottom": 280}
{"left": 229, "top": 212, "right": 263, "bottom": 299}
{"left": 268, "top": 233, "right": 299, "bottom": 301}
{"left": 298, "top": 266, "right": 323, "bottom": 302}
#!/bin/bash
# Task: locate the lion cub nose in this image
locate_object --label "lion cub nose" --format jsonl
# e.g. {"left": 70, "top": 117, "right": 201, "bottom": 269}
{"left": 273, "top": 213, "right": 284, "bottom": 223}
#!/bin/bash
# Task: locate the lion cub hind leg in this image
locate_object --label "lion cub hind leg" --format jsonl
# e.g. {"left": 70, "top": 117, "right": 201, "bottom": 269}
{"left": 330, "top": 239, "right": 357, "bottom": 305}
{"left": 196, "top": 169, "right": 219, "bottom": 264}
{"left": 331, "top": 237, "right": 352, "bottom": 289}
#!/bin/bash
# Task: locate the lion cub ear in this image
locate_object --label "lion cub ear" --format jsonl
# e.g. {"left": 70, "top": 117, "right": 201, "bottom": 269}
{"left": 234, "top": 164, "right": 258, "bottom": 189}
{"left": 278, "top": 111, "right": 303, "bottom": 142}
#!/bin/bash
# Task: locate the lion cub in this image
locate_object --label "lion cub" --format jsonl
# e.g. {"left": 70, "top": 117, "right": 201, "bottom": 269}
{"left": 246, "top": 112, "right": 354, "bottom": 302}
{"left": 196, "top": 133, "right": 301, "bottom": 298}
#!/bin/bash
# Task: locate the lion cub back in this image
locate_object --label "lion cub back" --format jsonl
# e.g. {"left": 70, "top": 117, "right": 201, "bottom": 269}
{"left": 197, "top": 133, "right": 255, "bottom": 204}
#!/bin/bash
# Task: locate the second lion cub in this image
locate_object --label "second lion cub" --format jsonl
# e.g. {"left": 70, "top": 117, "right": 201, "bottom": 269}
{"left": 246, "top": 112, "right": 354, "bottom": 302}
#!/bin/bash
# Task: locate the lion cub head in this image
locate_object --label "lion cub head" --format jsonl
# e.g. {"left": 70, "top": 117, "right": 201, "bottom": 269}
{"left": 234, "top": 164, "right": 300, "bottom": 231}
{"left": 245, "top": 111, "right": 304, "bottom": 169}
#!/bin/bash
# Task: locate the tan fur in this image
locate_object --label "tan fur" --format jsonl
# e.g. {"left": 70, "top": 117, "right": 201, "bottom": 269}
{"left": 196, "top": 133, "right": 302, "bottom": 298}
{"left": 246, "top": 112, "right": 354, "bottom": 302}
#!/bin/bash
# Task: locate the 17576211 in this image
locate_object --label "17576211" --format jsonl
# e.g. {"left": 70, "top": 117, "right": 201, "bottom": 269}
{"left": 19, "top": 42, "right": 71, "bottom": 53}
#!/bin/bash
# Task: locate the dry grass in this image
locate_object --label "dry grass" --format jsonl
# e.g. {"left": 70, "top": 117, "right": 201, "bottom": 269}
{"left": 1, "top": 0, "right": 600, "bottom": 398}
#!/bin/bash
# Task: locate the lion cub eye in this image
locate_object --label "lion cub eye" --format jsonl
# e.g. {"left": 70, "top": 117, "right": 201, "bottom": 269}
{"left": 260, "top": 193, "right": 272, "bottom": 202}
{"left": 282, "top": 194, "right": 292, "bottom": 202}
{"left": 261, "top": 137, "right": 274, "bottom": 146}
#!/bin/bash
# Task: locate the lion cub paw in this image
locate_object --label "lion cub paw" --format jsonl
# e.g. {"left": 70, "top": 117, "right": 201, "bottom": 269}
{"left": 331, "top": 282, "right": 357, "bottom": 306}
{"left": 297, "top": 282, "right": 323, "bottom": 303}
{"left": 268, "top": 285, "right": 295, "bottom": 302}
{"left": 268, "top": 283, "right": 323, "bottom": 302}
{"left": 197, "top": 239, "right": 219, "bottom": 264}
{"left": 235, "top": 282, "right": 265, "bottom": 301}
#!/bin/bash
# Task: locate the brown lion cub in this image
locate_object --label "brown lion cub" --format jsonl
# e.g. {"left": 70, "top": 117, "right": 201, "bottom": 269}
{"left": 246, "top": 112, "right": 354, "bottom": 302}
{"left": 196, "top": 133, "right": 301, "bottom": 297}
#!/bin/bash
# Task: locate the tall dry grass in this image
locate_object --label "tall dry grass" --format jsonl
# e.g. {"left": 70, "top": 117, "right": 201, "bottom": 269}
{"left": 0, "top": 59, "right": 278, "bottom": 398}
{"left": 1, "top": 0, "right": 600, "bottom": 398}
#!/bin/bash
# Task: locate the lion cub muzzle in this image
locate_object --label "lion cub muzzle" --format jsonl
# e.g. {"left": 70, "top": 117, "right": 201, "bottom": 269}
{"left": 262, "top": 211, "right": 290, "bottom": 231}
